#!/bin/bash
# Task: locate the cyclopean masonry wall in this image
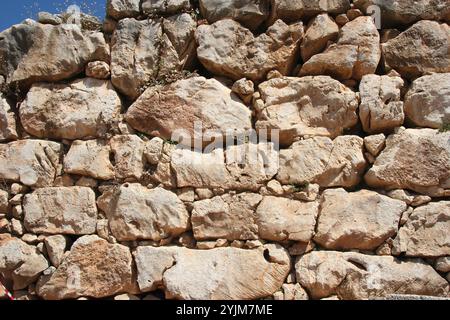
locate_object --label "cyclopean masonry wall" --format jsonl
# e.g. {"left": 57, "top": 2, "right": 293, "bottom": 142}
{"left": 0, "top": 0, "right": 449, "bottom": 300}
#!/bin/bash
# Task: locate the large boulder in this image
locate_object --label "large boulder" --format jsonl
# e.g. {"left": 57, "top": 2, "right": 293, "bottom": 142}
{"left": 404, "top": 73, "right": 450, "bottom": 129}
{"left": 106, "top": 0, "right": 141, "bottom": 20}
{"left": 277, "top": 136, "right": 367, "bottom": 188}
{"left": 37, "top": 235, "right": 135, "bottom": 300}
{"left": 359, "top": 74, "right": 405, "bottom": 134}
{"left": 256, "top": 196, "right": 319, "bottom": 242}
{"left": 110, "top": 135, "right": 147, "bottom": 181}
{"left": 314, "top": 189, "right": 407, "bottom": 250}
{"left": 365, "top": 129, "right": 450, "bottom": 197}
{"left": 255, "top": 76, "right": 359, "bottom": 146}
{"left": 134, "top": 245, "right": 290, "bottom": 299}
{"left": 0, "top": 140, "right": 63, "bottom": 188}
{"left": 23, "top": 187, "right": 98, "bottom": 235}
{"left": 19, "top": 78, "right": 122, "bottom": 140}
{"left": 269, "top": 0, "right": 350, "bottom": 23}
{"left": 0, "top": 94, "right": 18, "bottom": 142}
{"left": 196, "top": 19, "right": 303, "bottom": 82}
{"left": 199, "top": 0, "right": 270, "bottom": 30}
{"left": 0, "top": 236, "right": 49, "bottom": 290}
{"left": 0, "top": 21, "right": 109, "bottom": 88}
{"left": 191, "top": 193, "right": 262, "bottom": 241}
{"left": 125, "top": 77, "right": 252, "bottom": 146}
{"left": 393, "top": 201, "right": 450, "bottom": 258}
{"left": 141, "top": 0, "right": 191, "bottom": 15}
{"left": 354, "top": 0, "right": 450, "bottom": 27}
{"left": 97, "top": 184, "right": 189, "bottom": 241}
{"left": 382, "top": 21, "right": 450, "bottom": 80}
{"left": 111, "top": 15, "right": 196, "bottom": 99}
{"left": 296, "top": 251, "right": 449, "bottom": 300}
{"left": 300, "top": 16, "right": 381, "bottom": 81}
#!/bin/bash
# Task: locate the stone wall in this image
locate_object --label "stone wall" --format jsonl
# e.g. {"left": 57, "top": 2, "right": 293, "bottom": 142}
{"left": 0, "top": 0, "right": 449, "bottom": 300}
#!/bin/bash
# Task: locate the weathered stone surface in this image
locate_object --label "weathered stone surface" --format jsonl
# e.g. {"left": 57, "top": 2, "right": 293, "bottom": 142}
{"left": 364, "top": 134, "right": 386, "bottom": 157}
{"left": 23, "top": 187, "right": 98, "bottom": 235}
{"left": 37, "top": 235, "right": 134, "bottom": 300}
{"left": 354, "top": 0, "right": 450, "bottom": 27}
{"left": 134, "top": 245, "right": 290, "bottom": 299}
{"left": 393, "top": 201, "right": 450, "bottom": 258}
{"left": 106, "top": 0, "right": 140, "bottom": 19}
{"left": 141, "top": 0, "right": 191, "bottom": 15}
{"left": 171, "top": 142, "right": 278, "bottom": 190}
{"left": 365, "top": 129, "right": 450, "bottom": 197}
{"left": 98, "top": 184, "right": 189, "bottom": 241}
{"left": 269, "top": 0, "right": 350, "bottom": 23}
{"left": 111, "top": 15, "right": 196, "bottom": 99}
{"left": 296, "top": 251, "right": 449, "bottom": 300}
{"left": 0, "top": 94, "right": 18, "bottom": 141}
{"left": 256, "top": 196, "right": 319, "bottom": 242}
{"left": 0, "top": 140, "right": 63, "bottom": 188}
{"left": 0, "top": 22, "right": 109, "bottom": 87}
{"left": 404, "top": 73, "right": 450, "bottom": 129}
{"left": 110, "top": 135, "right": 146, "bottom": 180}
{"left": 199, "top": 0, "right": 269, "bottom": 30}
{"left": 300, "top": 16, "right": 381, "bottom": 81}
{"left": 359, "top": 74, "right": 405, "bottom": 134}
{"left": 255, "top": 76, "right": 359, "bottom": 146}
{"left": 126, "top": 77, "right": 252, "bottom": 145}
{"left": 435, "top": 257, "right": 450, "bottom": 273}
{"left": 301, "top": 13, "right": 339, "bottom": 62}
{"left": 382, "top": 21, "right": 450, "bottom": 80}
{"left": 277, "top": 136, "right": 367, "bottom": 188}
{"left": 191, "top": 193, "right": 262, "bottom": 241}
{"left": 196, "top": 19, "right": 303, "bottom": 82}
{"left": 314, "top": 189, "right": 407, "bottom": 250}
{"left": 20, "top": 79, "right": 121, "bottom": 140}
{"left": 0, "top": 190, "right": 8, "bottom": 213}
{"left": 0, "top": 236, "right": 49, "bottom": 290}
{"left": 64, "top": 140, "right": 115, "bottom": 180}
{"left": 44, "top": 235, "right": 68, "bottom": 268}
{"left": 85, "top": 61, "right": 111, "bottom": 79}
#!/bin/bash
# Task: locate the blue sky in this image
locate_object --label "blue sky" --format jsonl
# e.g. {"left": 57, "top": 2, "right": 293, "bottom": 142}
{"left": 0, "top": 0, "right": 106, "bottom": 31}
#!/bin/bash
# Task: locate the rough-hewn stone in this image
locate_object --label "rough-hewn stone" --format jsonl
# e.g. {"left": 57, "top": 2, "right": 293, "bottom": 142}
{"left": 134, "top": 245, "right": 290, "bottom": 299}
{"left": 301, "top": 13, "right": 339, "bottom": 62}
{"left": 0, "top": 94, "right": 18, "bottom": 142}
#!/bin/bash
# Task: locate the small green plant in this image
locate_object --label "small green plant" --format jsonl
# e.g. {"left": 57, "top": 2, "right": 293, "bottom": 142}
{"left": 439, "top": 123, "right": 450, "bottom": 132}
{"left": 164, "top": 138, "right": 179, "bottom": 146}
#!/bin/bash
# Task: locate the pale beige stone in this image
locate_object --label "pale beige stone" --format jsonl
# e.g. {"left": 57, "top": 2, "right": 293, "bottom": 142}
{"left": 196, "top": 19, "right": 303, "bottom": 82}
{"left": 37, "top": 235, "right": 134, "bottom": 300}
{"left": 277, "top": 136, "right": 367, "bottom": 188}
{"left": 301, "top": 14, "right": 339, "bottom": 62}
{"left": 106, "top": 0, "right": 140, "bottom": 19}
{"left": 364, "top": 134, "right": 386, "bottom": 157}
{"left": 382, "top": 21, "right": 450, "bottom": 80}
{"left": 0, "top": 140, "right": 63, "bottom": 188}
{"left": 296, "top": 251, "right": 449, "bottom": 300}
{"left": 141, "top": 0, "right": 191, "bottom": 15}
{"left": 85, "top": 61, "right": 110, "bottom": 79}
{"left": 44, "top": 235, "right": 68, "bottom": 267}
{"left": 404, "top": 73, "right": 450, "bottom": 129}
{"left": 359, "top": 75, "right": 405, "bottom": 134}
{"left": 300, "top": 16, "right": 381, "bottom": 81}
{"left": 64, "top": 140, "right": 115, "bottom": 180}
{"left": 256, "top": 196, "right": 318, "bottom": 242}
{"left": 393, "top": 201, "right": 450, "bottom": 258}
{"left": 125, "top": 77, "right": 252, "bottom": 145}
{"left": 20, "top": 79, "right": 121, "bottom": 140}
{"left": 269, "top": 0, "right": 350, "bottom": 23}
{"left": 365, "top": 129, "right": 450, "bottom": 197}
{"left": 110, "top": 135, "right": 146, "bottom": 180}
{"left": 255, "top": 76, "right": 359, "bottom": 146}
{"left": 111, "top": 15, "right": 196, "bottom": 99}
{"left": 23, "top": 187, "right": 98, "bottom": 235}
{"left": 134, "top": 245, "right": 290, "bottom": 299}
{"left": 98, "top": 183, "right": 189, "bottom": 241}
{"left": 0, "top": 94, "right": 18, "bottom": 141}
{"left": 0, "top": 190, "right": 8, "bottom": 213}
